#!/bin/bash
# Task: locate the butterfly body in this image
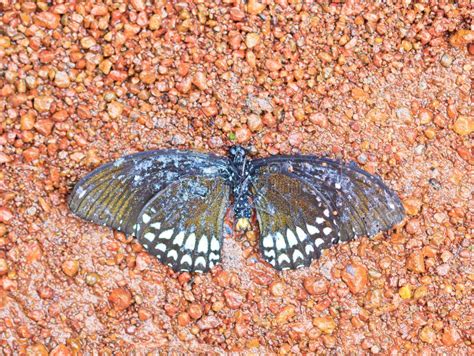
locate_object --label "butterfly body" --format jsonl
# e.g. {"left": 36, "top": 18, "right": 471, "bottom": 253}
{"left": 69, "top": 146, "right": 405, "bottom": 272}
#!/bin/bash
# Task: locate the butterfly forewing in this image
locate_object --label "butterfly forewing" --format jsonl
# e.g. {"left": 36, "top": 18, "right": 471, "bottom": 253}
{"left": 251, "top": 156, "right": 405, "bottom": 270}
{"left": 68, "top": 150, "right": 231, "bottom": 236}
{"left": 135, "top": 176, "right": 230, "bottom": 272}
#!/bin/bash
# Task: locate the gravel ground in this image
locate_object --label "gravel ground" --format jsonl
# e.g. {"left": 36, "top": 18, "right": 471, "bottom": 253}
{"left": 0, "top": 1, "right": 473, "bottom": 354}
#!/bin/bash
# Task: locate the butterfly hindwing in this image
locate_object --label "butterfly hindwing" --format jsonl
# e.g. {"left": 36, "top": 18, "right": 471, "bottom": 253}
{"left": 68, "top": 150, "right": 231, "bottom": 236}
{"left": 135, "top": 176, "right": 230, "bottom": 273}
{"left": 251, "top": 172, "right": 339, "bottom": 270}
{"left": 251, "top": 156, "right": 404, "bottom": 270}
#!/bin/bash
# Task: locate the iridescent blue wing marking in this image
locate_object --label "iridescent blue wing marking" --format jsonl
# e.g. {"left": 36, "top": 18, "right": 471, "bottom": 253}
{"left": 135, "top": 176, "right": 229, "bottom": 272}
{"left": 68, "top": 150, "right": 232, "bottom": 272}
{"left": 250, "top": 156, "right": 405, "bottom": 270}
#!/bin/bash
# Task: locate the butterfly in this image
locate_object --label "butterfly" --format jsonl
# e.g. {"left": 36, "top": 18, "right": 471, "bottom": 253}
{"left": 68, "top": 146, "right": 405, "bottom": 273}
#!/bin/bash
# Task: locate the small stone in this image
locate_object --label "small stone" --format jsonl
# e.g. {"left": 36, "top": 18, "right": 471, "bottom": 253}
{"left": 108, "top": 288, "right": 133, "bottom": 311}
{"left": 247, "top": 0, "right": 266, "bottom": 15}
{"left": 197, "top": 315, "right": 221, "bottom": 330}
{"left": 341, "top": 262, "right": 368, "bottom": 294}
{"left": 34, "top": 96, "right": 54, "bottom": 113}
{"left": 149, "top": 14, "right": 162, "bottom": 30}
{"left": 245, "top": 33, "right": 260, "bottom": 49}
{"left": 130, "top": 0, "right": 145, "bottom": 11}
{"left": 419, "top": 326, "right": 436, "bottom": 344}
{"left": 418, "top": 109, "right": 433, "bottom": 124}
{"left": 399, "top": 285, "right": 412, "bottom": 299}
{"left": 313, "top": 316, "right": 337, "bottom": 334}
{"left": 0, "top": 258, "right": 8, "bottom": 275}
{"left": 23, "top": 148, "right": 40, "bottom": 163}
{"left": 407, "top": 251, "right": 426, "bottom": 273}
{"left": 91, "top": 4, "right": 108, "bottom": 16}
{"left": 247, "top": 114, "right": 262, "bottom": 132}
{"left": 99, "top": 60, "right": 113, "bottom": 74}
{"left": 21, "top": 113, "right": 36, "bottom": 130}
{"left": 441, "top": 327, "right": 461, "bottom": 346}
{"left": 440, "top": 54, "right": 453, "bottom": 67}
{"left": 230, "top": 7, "right": 246, "bottom": 21}
{"left": 269, "top": 281, "right": 285, "bottom": 297}
{"left": 395, "top": 107, "right": 412, "bottom": 121}
{"left": 0, "top": 207, "right": 13, "bottom": 224}
{"left": 26, "top": 344, "right": 49, "bottom": 356}
{"left": 54, "top": 71, "right": 70, "bottom": 88}
{"left": 265, "top": 59, "right": 282, "bottom": 72}
{"left": 452, "top": 116, "right": 473, "bottom": 136}
{"left": 288, "top": 132, "right": 303, "bottom": 147}
{"left": 414, "top": 285, "right": 428, "bottom": 299}
{"left": 403, "top": 198, "right": 422, "bottom": 216}
{"left": 0, "top": 152, "right": 11, "bottom": 164}
{"left": 318, "top": 52, "right": 333, "bottom": 63}
{"left": 188, "top": 303, "right": 203, "bottom": 319}
{"left": 80, "top": 37, "right": 96, "bottom": 49}
{"left": 62, "top": 260, "right": 79, "bottom": 277}
{"left": 50, "top": 345, "right": 73, "bottom": 356}
{"left": 107, "top": 101, "right": 123, "bottom": 119}
{"left": 85, "top": 272, "right": 100, "bottom": 286}
{"left": 235, "top": 126, "right": 252, "bottom": 143}
{"left": 351, "top": 87, "right": 369, "bottom": 101}
{"left": 310, "top": 113, "right": 328, "bottom": 128}
{"left": 34, "top": 119, "right": 54, "bottom": 136}
{"left": 139, "top": 70, "right": 156, "bottom": 84}
{"left": 35, "top": 12, "right": 60, "bottom": 29}
{"left": 303, "top": 276, "right": 328, "bottom": 295}
{"left": 276, "top": 305, "right": 295, "bottom": 324}
{"left": 192, "top": 72, "right": 208, "bottom": 90}
{"left": 436, "top": 263, "right": 450, "bottom": 276}
{"left": 177, "top": 312, "right": 191, "bottom": 326}
{"left": 366, "top": 109, "right": 388, "bottom": 123}
{"left": 224, "top": 290, "right": 244, "bottom": 309}
{"left": 449, "top": 29, "right": 474, "bottom": 49}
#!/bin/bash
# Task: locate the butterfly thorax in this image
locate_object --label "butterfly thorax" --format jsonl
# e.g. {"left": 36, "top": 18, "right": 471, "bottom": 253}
{"left": 229, "top": 146, "right": 253, "bottom": 229}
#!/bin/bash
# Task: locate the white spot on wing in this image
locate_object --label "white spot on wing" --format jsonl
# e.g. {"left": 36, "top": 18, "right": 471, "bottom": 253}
{"left": 287, "top": 229, "right": 298, "bottom": 247}
{"left": 209, "top": 252, "right": 220, "bottom": 261}
{"left": 184, "top": 233, "right": 196, "bottom": 250}
{"left": 292, "top": 249, "right": 304, "bottom": 262}
{"left": 197, "top": 235, "right": 208, "bottom": 253}
{"left": 150, "top": 222, "right": 161, "bottom": 229}
{"left": 335, "top": 182, "right": 341, "bottom": 189}
{"left": 305, "top": 244, "right": 315, "bottom": 255}
{"left": 195, "top": 256, "right": 206, "bottom": 267}
{"left": 275, "top": 232, "right": 286, "bottom": 250}
{"left": 159, "top": 229, "right": 174, "bottom": 240}
{"left": 173, "top": 231, "right": 185, "bottom": 246}
{"left": 278, "top": 253, "right": 290, "bottom": 265}
{"left": 316, "top": 217, "right": 325, "bottom": 224}
{"left": 180, "top": 254, "right": 192, "bottom": 266}
{"left": 323, "top": 209, "right": 330, "bottom": 217}
{"left": 144, "top": 232, "right": 155, "bottom": 242}
{"left": 264, "top": 249, "right": 275, "bottom": 258}
{"left": 306, "top": 224, "right": 319, "bottom": 235}
{"left": 156, "top": 243, "right": 166, "bottom": 252}
{"left": 315, "top": 238, "right": 324, "bottom": 247}
{"left": 323, "top": 227, "right": 332, "bottom": 235}
{"left": 142, "top": 214, "right": 151, "bottom": 223}
{"left": 210, "top": 237, "right": 220, "bottom": 251}
{"left": 296, "top": 226, "right": 307, "bottom": 241}
{"left": 263, "top": 235, "right": 274, "bottom": 248}
{"left": 167, "top": 250, "right": 178, "bottom": 260}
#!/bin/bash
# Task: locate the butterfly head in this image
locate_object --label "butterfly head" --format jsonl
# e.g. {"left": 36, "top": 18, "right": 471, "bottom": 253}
{"left": 229, "top": 145, "right": 248, "bottom": 166}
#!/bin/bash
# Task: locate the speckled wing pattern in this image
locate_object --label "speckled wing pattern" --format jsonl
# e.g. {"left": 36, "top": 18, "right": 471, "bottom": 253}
{"left": 68, "top": 150, "right": 232, "bottom": 272}
{"left": 135, "top": 177, "right": 230, "bottom": 272}
{"left": 250, "top": 156, "right": 405, "bottom": 270}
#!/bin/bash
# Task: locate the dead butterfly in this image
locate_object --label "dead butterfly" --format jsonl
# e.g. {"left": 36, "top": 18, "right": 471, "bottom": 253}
{"left": 69, "top": 146, "right": 405, "bottom": 273}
